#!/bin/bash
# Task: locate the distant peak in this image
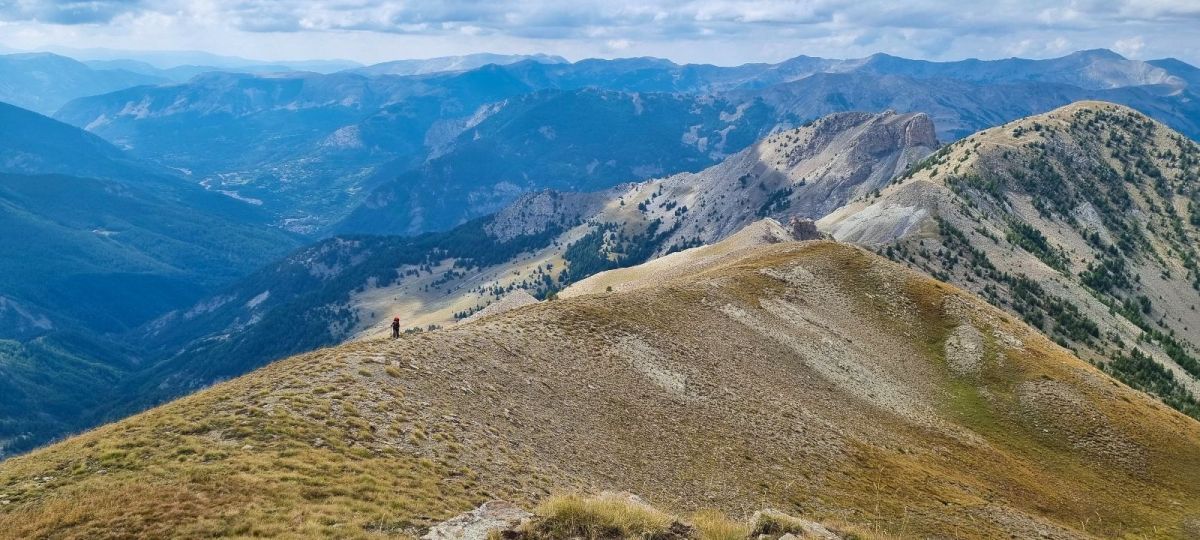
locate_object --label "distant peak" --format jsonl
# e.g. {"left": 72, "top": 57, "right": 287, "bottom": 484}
{"left": 1071, "top": 48, "right": 1126, "bottom": 60}
{"left": 4, "top": 51, "right": 76, "bottom": 62}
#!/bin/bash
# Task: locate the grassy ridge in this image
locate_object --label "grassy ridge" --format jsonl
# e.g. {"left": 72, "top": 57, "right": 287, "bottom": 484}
{"left": 2, "top": 240, "right": 1198, "bottom": 538}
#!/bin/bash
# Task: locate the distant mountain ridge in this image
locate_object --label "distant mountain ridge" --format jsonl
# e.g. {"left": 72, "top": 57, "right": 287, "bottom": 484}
{"left": 335, "top": 88, "right": 794, "bottom": 235}
{"left": 0, "top": 53, "right": 164, "bottom": 115}
{"left": 51, "top": 47, "right": 362, "bottom": 72}
{"left": 494, "top": 48, "right": 1190, "bottom": 93}
{"left": 0, "top": 101, "right": 145, "bottom": 180}
{"left": 46, "top": 48, "right": 1200, "bottom": 236}
{"left": 347, "top": 53, "right": 568, "bottom": 76}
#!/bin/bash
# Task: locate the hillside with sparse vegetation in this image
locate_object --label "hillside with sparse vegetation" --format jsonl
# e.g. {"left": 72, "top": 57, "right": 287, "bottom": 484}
{"left": 823, "top": 101, "right": 1200, "bottom": 419}
{"left": 2, "top": 234, "right": 1198, "bottom": 538}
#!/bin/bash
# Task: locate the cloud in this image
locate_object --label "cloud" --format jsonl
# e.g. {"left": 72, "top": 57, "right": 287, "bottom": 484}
{"left": 605, "top": 38, "right": 632, "bottom": 51}
{"left": 1113, "top": 36, "right": 1145, "bottom": 57}
{"left": 0, "top": 0, "right": 1197, "bottom": 65}
{"left": 0, "top": 0, "right": 145, "bottom": 24}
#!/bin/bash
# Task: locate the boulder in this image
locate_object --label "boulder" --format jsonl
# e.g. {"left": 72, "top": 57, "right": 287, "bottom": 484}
{"left": 422, "top": 500, "right": 532, "bottom": 540}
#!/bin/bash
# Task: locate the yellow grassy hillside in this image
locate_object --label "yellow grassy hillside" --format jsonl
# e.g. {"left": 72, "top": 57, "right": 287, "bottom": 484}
{"left": 1, "top": 238, "right": 1198, "bottom": 539}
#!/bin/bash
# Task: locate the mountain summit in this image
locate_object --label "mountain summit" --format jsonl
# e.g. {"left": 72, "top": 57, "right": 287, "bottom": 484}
{"left": 823, "top": 101, "right": 1200, "bottom": 416}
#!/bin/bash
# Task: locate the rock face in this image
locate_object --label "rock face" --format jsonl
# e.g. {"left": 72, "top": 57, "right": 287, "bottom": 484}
{"left": 484, "top": 189, "right": 615, "bottom": 242}
{"left": 787, "top": 216, "right": 822, "bottom": 241}
{"left": 751, "top": 509, "right": 840, "bottom": 540}
{"left": 486, "top": 110, "right": 936, "bottom": 256}
{"left": 648, "top": 110, "right": 936, "bottom": 241}
{"left": 422, "top": 501, "right": 532, "bottom": 540}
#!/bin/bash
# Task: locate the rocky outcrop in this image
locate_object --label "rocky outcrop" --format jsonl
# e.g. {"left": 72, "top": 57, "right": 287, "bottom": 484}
{"left": 485, "top": 190, "right": 614, "bottom": 242}
{"left": 751, "top": 509, "right": 841, "bottom": 540}
{"left": 564, "top": 110, "right": 936, "bottom": 257}
{"left": 431, "top": 496, "right": 850, "bottom": 540}
{"left": 787, "top": 216, "right": 823, "bottom": 241}
{"left": 422, "top": 500, "right": 532, "bottom": 540}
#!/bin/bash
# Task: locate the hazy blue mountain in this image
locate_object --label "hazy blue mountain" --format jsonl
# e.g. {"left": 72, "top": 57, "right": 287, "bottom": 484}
{"left": 0, "top": 53, "right": 165, "bottom": 115}
{"left": 0, "top": 102, "right": 300, "bottom": 338}
{"left": 348, "top": 53, "right": 567, "bottom": 76}
{"left": 84, "top": 58, "right": 333, "bottom": 82}
{"left": 494, "top": 56, "right": 784, "bottom": 93}
{"left": 850, "top": 49, "right": 1186, "bottom": 89}
{"left": 0, "top": 101, "right": 162, "bottom": 180}
{"left": 0, "top": 102, "right": 303, "bottom": 456}
{"left": 56, "top": 66, "right": 542, "bottom": 233}
{"left": 338, "top": 88, "right": 788, "bottom": 234}
{"left": 495, "top": 49, "right": 1192, "bottom": 94}
{"left": 747, "top": 72, "right": 1200, "bottom": 140}
{"left": 53, "top": 47, "right": 361, "bottom": 72}
{"left": 51, "top": 49, "right": 1200, "bottom": 237}
{"left": 1149, "top": 57, "right": 1200, "bottom": 89}
{"left": 0, "top": 172, "right": 299, "bottom": 334}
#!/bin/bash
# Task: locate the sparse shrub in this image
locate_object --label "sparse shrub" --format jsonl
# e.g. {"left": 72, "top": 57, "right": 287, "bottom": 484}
{"left": 749, "top": 509, "right": 811, "bottom": 536}
{"left": 526, "top": 493, "right": 680, "bottom": 539}
{"left": 692, "top": 509, "right": 750, "bottom": 540}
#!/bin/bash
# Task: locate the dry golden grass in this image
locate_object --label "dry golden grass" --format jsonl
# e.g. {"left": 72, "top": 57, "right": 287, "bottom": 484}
{"left": 0, "top": 355, "right": 493, "bottom": 539}
{"left": 511, "top": 494, "right": 819, "bottom": 540}
{"left": 526, "top": 493, "right": 678, "bottom": 539}
{"left": 2, "top": 240, "right": 1199, "bottom": 538}
{"left": 749, "top": 509, "right": 816, "bottom": 537}
{"left": 691, "top": 509, "right": 751, "bottom": 540}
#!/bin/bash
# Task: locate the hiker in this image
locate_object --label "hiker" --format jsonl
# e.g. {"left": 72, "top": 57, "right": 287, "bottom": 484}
{"left": 391, "top": 317, "right": 401, "bottom": 338}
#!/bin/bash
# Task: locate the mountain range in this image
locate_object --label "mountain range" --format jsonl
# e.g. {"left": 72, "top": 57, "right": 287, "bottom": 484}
{"left": 0, "top": 53, "right": 164, "bottom": 115}
{"left": 18, "top": 101, "right": 1193, "bottom": 468}
{"left": 3, "top": 46, "right": 1200, "bottom": 538}
{"left": 346, "top": 53, "right": 568, "bottom": 76}
{"left": 25, "top": 48, "right": 1200, "bottom": 235}
{"left": 7, "top": 96, "right": 1200, "bottom": 460}
{"left": 101, "top": 110, "right": 934, "bottom": 412}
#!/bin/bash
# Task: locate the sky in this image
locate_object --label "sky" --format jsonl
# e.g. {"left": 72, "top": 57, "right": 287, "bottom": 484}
{"left": 0, "top": 0, "right": 1198, "bottom": 66}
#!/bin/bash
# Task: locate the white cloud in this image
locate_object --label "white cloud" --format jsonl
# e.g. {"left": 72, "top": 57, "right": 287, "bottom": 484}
{"left": 606, "top": 39, "right": 632, "bottom": 51}
{"left": 0, "top": 1, "right": 1196, "bottom": 65}
{"left": 1113, "top": 36, "right": 1146, "bottom": 58}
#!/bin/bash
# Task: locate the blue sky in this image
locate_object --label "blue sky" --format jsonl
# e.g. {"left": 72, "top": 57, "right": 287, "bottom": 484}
{"left": 0, "top": 1, "right": 1198, "bottom": 65}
